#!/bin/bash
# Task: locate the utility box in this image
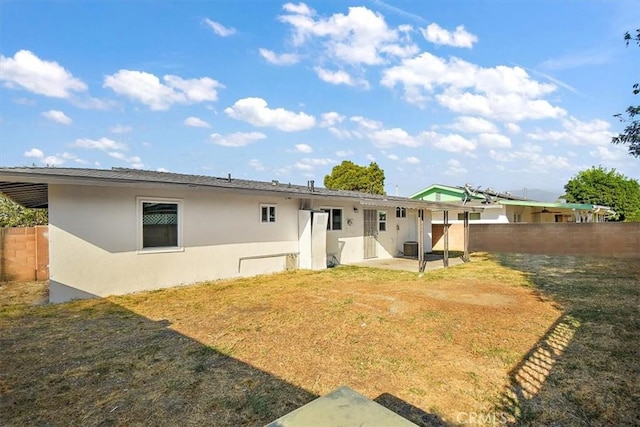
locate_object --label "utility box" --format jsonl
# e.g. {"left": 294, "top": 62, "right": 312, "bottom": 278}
{"left": 403, "top": 241, "right": 418, "bottom": 258}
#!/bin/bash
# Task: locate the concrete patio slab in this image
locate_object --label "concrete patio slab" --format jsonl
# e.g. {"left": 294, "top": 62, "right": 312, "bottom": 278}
{"left": 264, "top": 386, "right": 418, "bottom": 427}
{"left": 345, "top": 254, "right": 466, "bottom": 273}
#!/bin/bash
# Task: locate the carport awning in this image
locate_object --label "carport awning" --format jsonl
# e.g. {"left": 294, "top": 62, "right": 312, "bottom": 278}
{"left": 0, "top": 182, "right": 48, "bottom": 208}
{"left": 358, "top": 199, "right": 483, "bottom": 212}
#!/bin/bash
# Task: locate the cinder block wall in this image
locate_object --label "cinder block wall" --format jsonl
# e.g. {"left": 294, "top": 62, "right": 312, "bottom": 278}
{"left": 0, "top": 226, "right": 49, "bottom": 281}
{"left": 469, "top": 223, "right": 640, "bottom": 257}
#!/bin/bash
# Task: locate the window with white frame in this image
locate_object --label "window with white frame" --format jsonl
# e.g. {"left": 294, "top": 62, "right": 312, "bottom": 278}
{"left": 260, "top": 204, "right": 277, "bottom": 223}
{"left": 396, "top": 207, "right": 406, "bottom": 218}
{"left": 321, "top": 207, "right": 342, "bottom": 231}
{"left": 139, "top": 198, "right": 181, "bottom": 250}
{"left": 378, "top": 210, "right": 387, "bottom": 231}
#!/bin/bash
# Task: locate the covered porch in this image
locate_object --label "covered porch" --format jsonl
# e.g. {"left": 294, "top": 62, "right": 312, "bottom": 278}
{"left": 345, "top": 251, "right": 466, "bottom": 272}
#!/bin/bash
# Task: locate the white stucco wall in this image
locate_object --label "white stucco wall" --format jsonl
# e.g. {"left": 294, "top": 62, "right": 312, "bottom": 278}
{"left": 431, "top": 205, "right": 508, "bottom": 224}
{"left": 48, "top": 184, "right": 301, "bottom": 302}
{"left": 47, "top": 183, "right": 435, "bottom": 302}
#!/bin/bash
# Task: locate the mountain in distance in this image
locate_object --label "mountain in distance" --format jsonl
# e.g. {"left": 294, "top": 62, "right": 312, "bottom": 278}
{"left": 507, "top": 188, "right": 563, "bottom": 203}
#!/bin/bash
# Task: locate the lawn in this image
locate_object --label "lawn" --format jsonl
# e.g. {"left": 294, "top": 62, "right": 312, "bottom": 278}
{"left": 0, "top": 253, "right": 637, "bottom": 426}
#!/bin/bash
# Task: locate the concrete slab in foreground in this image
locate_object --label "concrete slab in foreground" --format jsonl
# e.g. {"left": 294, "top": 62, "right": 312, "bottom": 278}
{"left": 264, "top": 386, "right": 418, "bottom": 427}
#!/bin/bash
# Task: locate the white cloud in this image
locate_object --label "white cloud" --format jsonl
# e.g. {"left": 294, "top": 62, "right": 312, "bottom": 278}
{"left": 320, "top": 111, "right": 345, "bottom": 127}
{"left": 381, "top": 52, "right": 565, "bottom": 121}
{"left": 224, "top": 97, "right": 315, "bottom": 132}
{"left": 104, "top": 70, "right": 223, "bottom": 111}
{"left": 368, "top": 127, "right": 423, "bottom": 147}
{"left": 504, "top": 123, "right": 521, "bottom": 134}
{"left": 421, "top": 23, "right": 478, "bottom": 48}
{"left": 387, "top": 153, "right": 399, "bottom": 160}
{"left": 108, "top": 151, "right": 143, "bottom": 168}
{"left": 429, "top": 133, "right": 477, "bottom": 152}
{"left": 477, "top": 133, "right": 511, "bottom": 148}
{"left": 24, "top": 148, "right": 44, "bottom": 158}
{"left": 295, "top": 143, "right": 313, "bottom": 153}
{"left": 589, "top": 146, "right": 627, "bottom": 161}
{"left": 335, "top": 149, "right": 353, "bottom": 157}
{"left": 109, "top": 124, "right": 132, "bottom": 134}
{"left": 210, "top": 131, "right": 267, "bottom": 147}
{"left": 294, "top": 157, "right": 335, "bottom": 170}
{"left": 444, "top": 159, "right": 467, "bottom": 176}
{"left": 184, "top": 116, "right": 211, "bottom": 128}
{"left": 527, "top": 117, "right": 614, "bottom": 146}
{"left": 436, "top": 89, "right": 566, "bottom": 121}
{"left": 72, "top": 137, "right": 128, "bottom": 151}
{"left": 259, "top": 48, "right": 300, "bottom": 65}
{"left": 42, "top": 155, "right": 66, "bottom": 166}
{"left": 405, "top": 156, "right": 420, "bottom": 164}
{"left": 350, "top": 116, "right": 382, "bottom": 131}
{"left": 163, "top": 75, "right": 222, "bottom": 103}
{"left": 283, "top": 2, "right": 314, "bottom": 15}
{"left": 41, "top": 110, "right": 72, "bottom": 125}
{"left": 489, "top": 144, "right": 571, "bottom": 170}
{"left": 0, "top": 50, "right": 87, "bottom": 98}
{"left": 203, "top": 18, "right": 236, "bottom": 37}
{"left": 315, "top": 67, "right": 359, "bottom": 86}
{"left": 328, "top": 127, "right": 354, "bottom": 139}
{"left": 249, "top": 159, "right": 266, "bottom": 171}
{"left": 279, "top": 4, "right": 417, "bottom": 66}
{"left": 449, "top": 116, "right": 497, "bottom": 133}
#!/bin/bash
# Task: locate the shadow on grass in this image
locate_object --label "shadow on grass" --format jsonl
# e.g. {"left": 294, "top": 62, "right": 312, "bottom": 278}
{"left": 0, "top": 299, "right": 316, "bottom": 426}
{"left": 0, "top": 296, "right": 452, "bottom": 426}
{"left": 374, "top": 393, "right": 448, "bottom": 427}
{"left": 491, "top": 253, "right": 640, "bottom": 426}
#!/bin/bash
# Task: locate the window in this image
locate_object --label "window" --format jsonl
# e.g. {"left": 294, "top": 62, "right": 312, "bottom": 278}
{"left": 457, "top": 212, "right": 481, "bottom": 220}
{"left": 378, "top": 211, "right": 387, "bottom": 231}
{"left": 140, "top": 199, "right": 181, "bottom": 250}
{"left": 435, "top": 193, "right": 441, "bottom": 201}
{"left": 321, "top": 208, "right": 342, "bottom": 231}
{"left": 396, "top": 207, "right": 406, "bottom": 218}
{"left": 513, "top": 213, "right": 522, "bottom": 223}
{"left": 260, "top": 204, "right": 277, "bottom": 223}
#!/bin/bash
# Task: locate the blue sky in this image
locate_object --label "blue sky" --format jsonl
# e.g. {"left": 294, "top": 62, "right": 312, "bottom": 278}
{"left": 1, "top": 0, "right": 638, "bottom": 197}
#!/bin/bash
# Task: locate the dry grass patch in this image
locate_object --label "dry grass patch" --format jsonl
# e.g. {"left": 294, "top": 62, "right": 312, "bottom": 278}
{"left": 1, "top": 253, "right": 636, "bottom": 426}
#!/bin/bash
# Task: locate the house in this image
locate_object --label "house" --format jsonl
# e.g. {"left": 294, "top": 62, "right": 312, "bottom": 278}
{"left": 410, "top": 184, "right": 615, "bottom": 224}
{"left": 0, "top": 168, "right": 479, "bottom": 303}
{"left": 410, "top": 184, "right": 615, "bottom": 251}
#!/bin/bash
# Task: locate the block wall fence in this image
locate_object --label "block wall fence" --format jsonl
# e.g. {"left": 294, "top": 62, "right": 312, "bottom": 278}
{"left": 0, "top": 226, "right": 49, "bottom": 281}
{"left": 434, "top": 223, "right": 639, "bottom": 257}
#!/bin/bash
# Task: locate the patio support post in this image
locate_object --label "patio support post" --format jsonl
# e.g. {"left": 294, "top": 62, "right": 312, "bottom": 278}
{"left": 418, "top": 209, "right": 426, "bottom": 272}
{"left": 463, "top": 211, "right": 470, "bottom": 262}
{"left": 443, "top": 210, "right": 449, "bottom": 268}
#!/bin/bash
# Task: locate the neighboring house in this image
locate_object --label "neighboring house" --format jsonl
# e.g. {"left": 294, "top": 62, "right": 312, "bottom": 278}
{"left": 0, "top": 168, "right": 477, "bottom": 303}
{"left": 410, "top": 184, "right": 615, "bottom": 224}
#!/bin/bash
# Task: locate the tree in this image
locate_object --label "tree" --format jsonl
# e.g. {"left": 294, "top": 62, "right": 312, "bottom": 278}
{"left": 324, "top": 161, "right": 386, "bottom": 195}
{"left": 0, "top": 195, "right": 48, "bottom": 227}
{"left": 611, "top": 29, "right": 640, "bottom": 157}
{"left": 563, "top": 166, "right": 640, "bottom": 221}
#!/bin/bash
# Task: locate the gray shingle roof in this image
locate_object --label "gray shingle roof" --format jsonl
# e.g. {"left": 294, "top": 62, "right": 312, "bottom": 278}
{"left": 0, "top": 167, "right": 480, "bottom": 211}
